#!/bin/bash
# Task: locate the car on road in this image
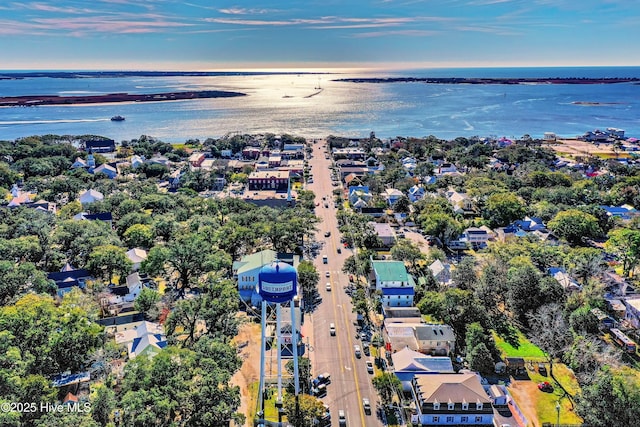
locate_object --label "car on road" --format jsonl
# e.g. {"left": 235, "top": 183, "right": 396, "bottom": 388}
{"left": 538, "top": 363, "right": 547, "bottom": 376}
{"left": 538, "top": 381, "right": 553, "bottom": 392}
{"left": 322, "top": 255, "right": 328, "bottom": 264}
{"left": 362, "top": 398, "right": 371, "bottom": 415}
{"left": 325, "top": 271, "right": 330, "bottom": 277}
{"left": 326, "top": 283, "right": 331, "bottom": 291}
{"left": 338, "top": 410, "right": 346, "bottom": 425}
{"left": 336, "top": 247, "right": 341, "bottom": 254}
{"left": 324, "top": 231, "right": 331, "bottom": 237}
{"left": 329, "top": 323, "right": 336, "bottom": 336}
{"left": 354, "top": 345, "right": 361, "bottom": 358}
{"left": 324, "top": 203, "right": 329, "bottom": 208}
{"left": 366, "top": 360, "right": 374, "bottom": 374}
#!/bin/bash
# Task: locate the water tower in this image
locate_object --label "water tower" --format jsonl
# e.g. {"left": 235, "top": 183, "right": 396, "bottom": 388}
{"left": 257, "top": 260, "right": 300, "bottom": 422}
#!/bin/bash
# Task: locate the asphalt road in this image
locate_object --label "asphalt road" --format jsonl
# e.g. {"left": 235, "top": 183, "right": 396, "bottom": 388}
{"left": 306, "top": 141, "right": 383, "bottom": 427}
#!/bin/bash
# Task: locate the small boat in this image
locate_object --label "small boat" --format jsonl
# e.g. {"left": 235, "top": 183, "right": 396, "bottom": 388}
{"left": 110, "top": 115, "right": 125, "bottom": 121}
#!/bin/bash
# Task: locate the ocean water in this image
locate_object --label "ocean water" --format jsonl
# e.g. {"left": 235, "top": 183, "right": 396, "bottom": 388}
{"left": 1, "top": 67, "right": 639, "bottom": 142}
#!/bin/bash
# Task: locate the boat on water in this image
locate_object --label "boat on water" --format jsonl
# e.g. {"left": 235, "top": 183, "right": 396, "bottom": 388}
{"left": 110, "top": 115, "right": 125, "bottom": 121}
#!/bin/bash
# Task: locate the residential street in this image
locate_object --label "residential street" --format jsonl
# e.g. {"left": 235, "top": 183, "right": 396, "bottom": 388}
{"left": 306, "top": 141, "right": 384, "bottom": 427}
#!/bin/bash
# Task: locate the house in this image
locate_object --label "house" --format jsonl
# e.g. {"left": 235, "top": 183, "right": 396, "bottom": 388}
{"left": 103, "top": 273, "right": 145, "bottom": 308}
{"left": 383, "top": 188, "right": 404, "bottom": 206}
{"left": 73, "top": 212, "right": 113, "bottom": 227}
{"left": 402, "top": 157, "right": 418, "bottom": 174}
{"left": 48, "top": 263, "right": 91, "bottom": 297}
{"left": 97, "top": 311, "right": 145, "bottom": 334}
{"left": 6, "top": 184, "right": 35, "bottom": 207}
{"left": 408, "top": 185, "right": 426, "bottom": 203}
{"left": 622, "top": 296, "right": 640, "bottom": 329}
{"left": 332, "top": 147, "right": 366, "bottom": 160}
{"left": 369, "top": 222, "right": 397, "bottom": 247}
{"left": 233, "top": 250, "right": 300, "bottom": 304}
{"left": 115, "top": 321, "right": 167, "bottom": 359}
{"left": 600, "top": 205, "right": 640, "bottom": 221}
{"left": 461, "top": 227, "right": 491, "bottom": 249}
{"left": 130, "top": 155, "right": 145, "bottom": 169}
{"left": 84, "top": 138, "right": 115, "bottom": 153}
{"left": 392, "top": 347, "right": 455, "bottom": 390}
{"left": 548, "top": 267, "right": 582, "bottom": 292}
{"left": 70, "top": 157, "right": 88, "bottom": 169}
{"left": 29, "top": 199, "right": 57, "bottom": 214}
{"left": 384, "top": 321, "right": 456, "bottom": 356}
{"left": 348, "top": 186, "right": 372, "bottom": 204}
{"left": 428, "top": 260, "right": 452, "bottom": 285}
{"left": 248, "top": 170, "right": 290, "bottom": 191}
{"left": 92, "top": 163, "right": 118, "bottom": 179}
{"left": 78, "top": 189, "right": 104, "bottom": 205}
{"left": 126, "top": 248, "right": 148, "bottom": 271}
{"left": 371, "top": 260, "right": 415, "bottom": 307}
{"left": 445, "top": 190, "right": 474, "bottom": 215}
{"left": 410, "top": 372, "right": 494, "bottom": 426}
{"left": 189, "top": 152, "right": 206, "bottom": 168}
{"left": 435, "top": 163, "right": 459, "bottom": 176}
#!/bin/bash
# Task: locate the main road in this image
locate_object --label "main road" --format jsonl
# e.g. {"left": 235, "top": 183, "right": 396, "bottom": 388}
{"left": 305, "top": 141, "right": 383, "bottom": 427}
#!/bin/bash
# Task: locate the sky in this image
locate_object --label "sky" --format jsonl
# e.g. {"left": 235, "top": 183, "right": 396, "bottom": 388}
{"left": 1, "top": 0, "right": 639, "bottom": 70}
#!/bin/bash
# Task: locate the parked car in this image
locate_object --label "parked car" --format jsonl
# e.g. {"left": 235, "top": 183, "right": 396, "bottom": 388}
{"left": 325, "top": 271, "right": 330, "bottom": 277}
{"left": 337, "top": 247, "right": 341, "bottom": 254}
{"left": 311, "top": 383, "right": 327, "bottom": 397}
{"left": 366, "top": 360, "right": 374, "bottom": 374}
{"left": 338, "top": 410, "right": 346, "bottom": 425}
{"left": 538, "top": 363, "right": 547, "bottom": 376}
{"left": 312, "top": 372, "right": 331, "bottom": 387}
{"left": 538, "top": 381, "right": 553, "bottom": 392}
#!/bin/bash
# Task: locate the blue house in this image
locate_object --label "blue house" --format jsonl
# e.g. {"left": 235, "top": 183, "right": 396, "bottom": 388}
{"left": 47, "top": 263, "right": 91, "bottom": 297}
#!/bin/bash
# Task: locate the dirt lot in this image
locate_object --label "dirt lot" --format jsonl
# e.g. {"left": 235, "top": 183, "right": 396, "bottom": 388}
{"left": 231, "top": 321, "right": 262, "bottom": 426}
{"left": 546, "top": 139, "right": 630, "bottom": 159}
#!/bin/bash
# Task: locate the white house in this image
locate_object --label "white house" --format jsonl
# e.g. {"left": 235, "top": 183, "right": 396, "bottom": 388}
{"left": 392, "top": 347, "right": 455, "bottom": 391}
{"left": 445, "top": 190, "right": 474, "bottom": 214}
{"left": 371, "top": 260, "right": 415, "bottom": 307}
{"left": 408, "top": 185, "right": 426, "bottom": 202}
{"left": 130, "top": 155, "right": 145, "bottom": 169}
{"left": 78, "top": 189, "right": 104, "bottom": 205}
{"left": 428, "top": 260, "right": 452, "bottom": 285}
{"left": 410, "top": 372, "right": 494, "bottom": 426}
{"left": 93, "top": 163, "right": 118, "bottom": 179}
{"left": 461, "top": 227, "right": 491, "bottom": 248}
{"left": 115, "top": 321, "right": 167, "bottom": 359}
{"left": 126, "top": 248, "right": 148, "bottom": 271}
{"left": 383, "top": 188, "right": 404, "bottom": 206}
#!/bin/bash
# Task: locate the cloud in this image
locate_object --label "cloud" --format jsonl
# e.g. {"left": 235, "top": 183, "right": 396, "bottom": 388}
{"left": 350, "top": 29, "right": 440, "bottom": 38}
{"left": 204, "top": 15, "right": 454, "bottom": 28}
{"left": 218, "top": 8, "right": 274, "bottom": 15}
{"left": 30, "top": 14, "right": 194, "bottom": 35}
{"left": 10, "top": 2, "right": 96, "bottom": 14}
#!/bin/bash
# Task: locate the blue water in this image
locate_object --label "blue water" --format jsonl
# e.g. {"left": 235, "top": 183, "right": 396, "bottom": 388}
{"left": 1, "top": 67, "right": 639, "bottom": 142}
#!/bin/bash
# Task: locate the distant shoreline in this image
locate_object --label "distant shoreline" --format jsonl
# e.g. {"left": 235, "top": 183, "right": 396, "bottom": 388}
{"left": 0, "top": 90, "right": 247, "bottom": 107}
{"left": 333, "top": 77, "right": 640, "bottom": 85}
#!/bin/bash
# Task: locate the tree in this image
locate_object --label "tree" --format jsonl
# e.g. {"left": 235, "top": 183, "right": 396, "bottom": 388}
{"left": 165, "top": 275, "right": 239, "bottom": 347}
{"left": 393, "top": 195, "right": 411, "bottom": 213}
{"left": 297, "top": 260, "right": 319, "bottom": 307}
{"left": 91, "top": 384, "right": 115, "bottom": 426}
{"left": 86, "top": 245, "right": 132, "bottom": 285}
{"left": 0, "top": 261, "right": 55, "bottom": 305}
{"left": 567, "top": 247, "right": 605, "bottom": 285}
{"left": 605, "top": 227, "right": 640, "bottom": 277}
{"left": 467, "top": 342, "right": 495, "bottom": 374}
{"left": 391, "top": 239, "right": 425, "bottom": 274}
{"left": 283, "top": 393, "right": 326, "bottom": 427}
{"left": 526, "top": 303, "right": 572, "bottom": 378}
{"left": 372, "top": 372, "right": 401, "bottom": 404}
{"left": 285, "top": 357, "right": 312, "bottom": 395}
{"left": 419, "top": 212, "right": 461, "bottom": 245}
{"left": 484, "top": 192, "right": 526, "bottom": 228}
{"left": 134, "top": 288, "right": 161, "bottom": 320}
{"left": 548, "top": 209, "right": 601, "bottom": 245}
{"left": 451, "top": 256, "right": 478, "bottom": 290}
{"left": 576, "top": 367, "right": 640, "bottom": 427}
{"left": 122, "top": 223, "right": 155, "bottom": 249}
{"left": 119, "top": 345, "right": 243, "bottom": 427}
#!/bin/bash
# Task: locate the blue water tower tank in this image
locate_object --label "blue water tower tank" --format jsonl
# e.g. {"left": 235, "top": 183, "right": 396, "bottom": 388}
{"left": 258, "top": 260, "right": 298, "bottom": 303}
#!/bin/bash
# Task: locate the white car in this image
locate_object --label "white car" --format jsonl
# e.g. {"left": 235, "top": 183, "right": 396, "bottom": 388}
{"left": 366, "top": 360, "right": 374, "bottom": 374}
{"left": 354, "top": 345, "right": 361, "bottom": 358}
{"left": 326, "top": 283, "right": 332, "bottom": 291}
{"left": 325, "top": 271, "right": 330, "bottom": 277}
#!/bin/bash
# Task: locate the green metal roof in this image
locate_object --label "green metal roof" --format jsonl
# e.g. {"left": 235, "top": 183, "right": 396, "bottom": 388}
{"left": 233, "top": 250, "right": 277, "bottom": 275}
{"left": 371, "top": 260, "right": 408, "bottom": 282}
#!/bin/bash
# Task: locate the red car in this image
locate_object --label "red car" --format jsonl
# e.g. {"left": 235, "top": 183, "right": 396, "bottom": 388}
{"left": 538, "top": 381, "right": 553, "bottom": 392}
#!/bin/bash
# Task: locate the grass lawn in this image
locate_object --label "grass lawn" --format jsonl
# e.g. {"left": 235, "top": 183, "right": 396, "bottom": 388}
{"left": 530, "top": 365, "right": 582, "bottom": 425}
{"left": 247, "top": 382, "right": 282, "bottom": 422}
{"left": 494, "top": 329, "right": 546, "bottom": 358}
